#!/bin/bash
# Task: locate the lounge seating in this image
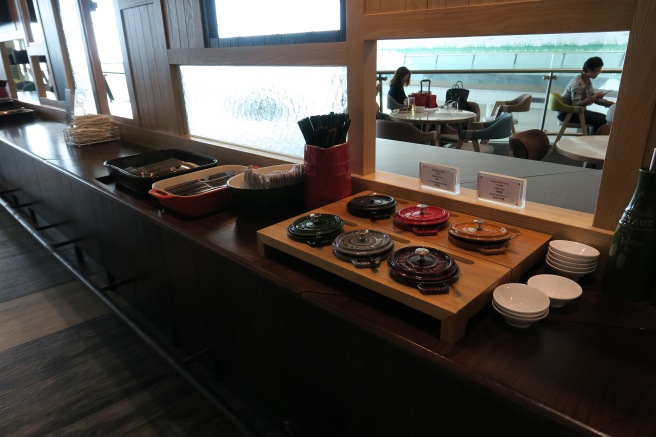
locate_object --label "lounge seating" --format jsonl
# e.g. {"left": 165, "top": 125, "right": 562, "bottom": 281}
{"left": 547, "top": 92, "right": 588, "bottom": 145}
{"left": 386, "top": 94, "right": 405, "bottom": 111}
{"left": 454, "top": 113, "right": 513, "bottom": 153}
{"left": 376, "top": 119, "right": 439, "bottom": 146}
{"left": 488, "top": 93, "right": 532, "bottom": 133}
{"left": 439, "top": 101, "right": 481, "bottom": 146}
{"left": 509, "top": 129, "right": 550, "bottom": 160}
{"left": 596, "top": 124, "right": 611, "bottom": 135}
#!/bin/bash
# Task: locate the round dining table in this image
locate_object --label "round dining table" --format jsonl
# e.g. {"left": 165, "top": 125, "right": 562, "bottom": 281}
{"left": 555, "top": 135, "right": 609, "bottom": 168}
{"left": 389, "top": 107, "right": 477, "bottom": 146}
{"left": 389, "top": 107, "right": 477, "bottom": 124}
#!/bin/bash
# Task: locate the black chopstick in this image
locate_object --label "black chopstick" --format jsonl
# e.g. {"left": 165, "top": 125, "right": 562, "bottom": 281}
{"left": 298, "top": 112, "right": 351, "bottom": 148}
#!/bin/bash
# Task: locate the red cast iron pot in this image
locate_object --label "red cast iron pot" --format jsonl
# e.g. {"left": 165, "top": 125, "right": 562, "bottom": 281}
{"left": 393, "top": 203, "right": 450, "bottom": 236}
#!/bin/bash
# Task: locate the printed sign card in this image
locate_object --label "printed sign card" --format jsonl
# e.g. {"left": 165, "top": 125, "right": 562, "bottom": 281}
{"left": 419, "top": 162, "right": 460, "bottom": 194}
{"left": 477, "top": 171, "right": 526, "bottom": 208}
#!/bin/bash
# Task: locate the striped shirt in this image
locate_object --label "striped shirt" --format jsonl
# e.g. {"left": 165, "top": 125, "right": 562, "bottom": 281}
{"left": 561, "top": 74, "right": 594, "bottom": 107}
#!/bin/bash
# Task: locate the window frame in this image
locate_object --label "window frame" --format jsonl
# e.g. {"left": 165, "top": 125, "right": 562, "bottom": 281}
{"left": 202, "top": 0, "right": 346, "bottom": 48}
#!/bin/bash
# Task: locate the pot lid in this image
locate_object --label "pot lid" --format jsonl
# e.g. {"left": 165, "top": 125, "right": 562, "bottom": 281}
{"left": 394, "top": 203, "right": 450, "bottom": 226}
{"left": 333, "top": 229, "right": 394, "bottom": 258}
{"left": 448, "top": 219, "right": 509, "bottom": 243}
{"left": 347, "top": 194, "right": 397, "bottom": 218}
{"left": 387, "top": 246, "right": 459, "bottom": 283}
{"left": 288, "top": 213, "right": 344, "bottom": 239}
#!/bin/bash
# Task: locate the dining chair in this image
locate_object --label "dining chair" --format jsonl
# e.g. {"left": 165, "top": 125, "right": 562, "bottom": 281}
{"left": 386, "top": 94, "right": 406, "bottom": 111}
{"left": 508, "top": 129, "right": 550, "bottom": 160}
{"left": 487, "top": 93, "right": 532, "bottom": 133}
{"left": 454, "top": 112, "right": 513, "bottom": 153}
{"left": 376, "top": 119, "right": 439, "bottom": 146}
{"left": 547, "top": 92, "right": 588, "bottom": 146}
{"left": 440, "top": 101, "right": 481, "bottom": 146}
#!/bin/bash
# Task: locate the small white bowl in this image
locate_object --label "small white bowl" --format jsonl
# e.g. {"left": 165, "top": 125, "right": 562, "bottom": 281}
{"left": 492, "top": 300, "right": 548, "bottom": 319}
{"left": 546, "top": 254, "right": 597, "bottom": 273}
{"left": 527, "top": 274, "right": 583, "bottom": 307}
{"left": 549, "top": 240, "right": 600, "bottom": 261}
{"left": 547, "top": 256, "right": 597, "bottom": 271}
{"left": 547, "top": 248, "right": 598, "bottom": 263}
{"left": 492, "top": 301, "right": 548, "bottom": 328}
{"left": 545, "top": 259, "right": 592, "bottom": 281}
{"left": 493, "top": 283, "right": 550, "bottom": 316}
{"left": 547, "top": 251, "right": 598, "bottom": 268}
{"left": 414, "top": 105, "right": 426, "bottom": 113}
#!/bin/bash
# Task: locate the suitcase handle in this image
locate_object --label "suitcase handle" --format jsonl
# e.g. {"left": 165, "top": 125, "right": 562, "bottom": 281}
{"left": 420, "top": 79, "right": 431, "bottom": 93}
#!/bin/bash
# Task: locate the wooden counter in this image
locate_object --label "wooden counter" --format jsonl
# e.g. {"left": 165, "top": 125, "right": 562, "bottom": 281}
{"left": 1, "top": 120, "right": 655, "bottom": 437}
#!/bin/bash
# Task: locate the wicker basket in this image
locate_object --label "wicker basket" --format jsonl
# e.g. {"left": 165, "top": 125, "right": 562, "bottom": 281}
{"left": 64, "top": 124, "right": 120, "bottom": 147}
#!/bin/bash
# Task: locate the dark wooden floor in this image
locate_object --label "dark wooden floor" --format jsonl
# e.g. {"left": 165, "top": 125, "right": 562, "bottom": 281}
{"left": 0, "top": 206, "right": 282, "bottom": 436}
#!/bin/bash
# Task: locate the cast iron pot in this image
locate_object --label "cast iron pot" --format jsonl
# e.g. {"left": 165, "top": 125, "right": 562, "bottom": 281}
{"left": 387, "top": 246, "right": 460, "bottom": 295}
{"left": 393, "top": 203, "right": 450, "bottom": 236}
{"left": 332, "top": 229, "right": 394, "bottom": 268}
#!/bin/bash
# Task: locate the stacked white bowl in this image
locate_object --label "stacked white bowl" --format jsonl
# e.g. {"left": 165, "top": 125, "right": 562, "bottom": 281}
{"left": 546, "top": 240, "right": 600, "bottom": 280}
{"left": 527, "top": 274, "right": 583, "bottom": 308}
{"left": 492, "top": 283, "right": 550, "bottom": 328}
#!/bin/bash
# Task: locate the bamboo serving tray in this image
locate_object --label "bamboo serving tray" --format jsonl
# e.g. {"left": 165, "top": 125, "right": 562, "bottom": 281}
{"left": 322, "top": 193, "right": 552, "bottom": 282}
{"left": 257, "top": 192, "right": 551, "bottom": 344}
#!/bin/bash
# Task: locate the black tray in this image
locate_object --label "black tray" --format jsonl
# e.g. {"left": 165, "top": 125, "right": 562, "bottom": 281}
{"left": 104, "top": 149, "right": 218, "bottom": 194}
{"left": 0, "top": 107, "right": 35, "bottom": 122}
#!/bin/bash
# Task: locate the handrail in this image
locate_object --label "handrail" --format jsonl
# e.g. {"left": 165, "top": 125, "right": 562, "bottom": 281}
{"left": 377, "top": 68, "right": 623, "bottom": 75}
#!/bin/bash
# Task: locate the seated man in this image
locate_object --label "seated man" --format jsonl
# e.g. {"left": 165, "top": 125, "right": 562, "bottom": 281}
{"left": 559, "top": 57, "right": 614, "bottom": 133}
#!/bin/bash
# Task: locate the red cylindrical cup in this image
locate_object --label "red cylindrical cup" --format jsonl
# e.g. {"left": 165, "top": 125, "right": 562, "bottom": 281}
{"left": 304, "top": 142, "right": 352, "bottom": 210}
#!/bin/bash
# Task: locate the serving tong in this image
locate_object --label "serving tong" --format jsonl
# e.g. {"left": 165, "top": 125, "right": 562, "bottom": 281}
{"left": 124, "top": 158, "right": 198, "bottom": 177}
{"left": 162, "top": 171, "right": 238, "bottom": 196}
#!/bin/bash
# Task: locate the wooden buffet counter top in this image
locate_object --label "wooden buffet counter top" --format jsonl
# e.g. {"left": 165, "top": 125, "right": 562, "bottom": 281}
{"left": 1, "top": 120, "right": 655, "bottom": 436}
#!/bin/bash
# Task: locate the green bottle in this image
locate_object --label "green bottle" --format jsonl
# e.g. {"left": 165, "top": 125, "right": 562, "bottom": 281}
{"left": 602, "top": 169, "right": 656, "bottom": 301}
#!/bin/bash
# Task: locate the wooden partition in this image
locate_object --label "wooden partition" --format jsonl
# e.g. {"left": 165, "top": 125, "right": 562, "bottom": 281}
{"left": 157, "top": 0, "right": 655, "bottom": 251}
{"left": 2, "top": 0, "right": 656, "bottom": 250}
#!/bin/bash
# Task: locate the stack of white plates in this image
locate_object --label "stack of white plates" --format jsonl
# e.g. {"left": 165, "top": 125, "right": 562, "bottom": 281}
{"left": 546, "top": 240, "right": 600, "bottom": 280}
{"left": 492, "top": 283, "right": 550, "bottom": 328}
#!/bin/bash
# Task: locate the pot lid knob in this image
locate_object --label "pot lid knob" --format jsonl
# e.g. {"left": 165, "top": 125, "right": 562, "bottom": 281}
{"left": 358, "top": 229, "right": 369, "bottom": 242}
{"left": 474, "top": 219, "right": 485, "bottom": 231}
{"left": 417, "top": 203, "right": 428, "bottom": 215}
{"left": 309, "top": 213, "right": 321, "bottom": 225}
{"left": 415, "top": 247, "right": 430, "bottom": 264}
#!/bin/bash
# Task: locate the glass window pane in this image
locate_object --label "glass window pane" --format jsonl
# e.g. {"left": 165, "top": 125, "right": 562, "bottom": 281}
{"left": 214, "top": 0, "right": 340, "bottom": 38}
{"left": 514, "top": 53, "right": 554, "bottom": 69}
{"left": 5, "top": 40, "right": 37, "bottom": 102}
{"left": 27, "top": 0, "right": 44, "bottom": 43}
{"left": 378, "top": 32, "right": 629, "bottom": 71}
{"left": 436, "top": 54, "right": 473, "bottom": 70}
{"left": 89, "top": 0, "right": 132, "bottom": 118}
{"left": 181, "top": 66, "right": 347, "bottom": 158}
{"left": 58, "top": 0, "right": 97, "bottom": 114}
{"left": 472, "top": 54, "right": 516, "bottom": 69}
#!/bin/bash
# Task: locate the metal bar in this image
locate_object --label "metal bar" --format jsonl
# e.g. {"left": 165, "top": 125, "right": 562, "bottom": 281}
{"left": 541, "top": 72, "right": 555, "bottom": 132}
{"left": 100, "top": 278, "right": 132, "bottom": 291}
{"left": 9, "top": 201, "right": 36, "bottom": 208}
{"left": 35, "top": 223, "right": 61, "bottom": 231}
{"left": 377, "top": 68, "right": 623, "bottom": 76}
{"left": 182, "top": 348, "right": 211, "bottom": 365}
{"left": 51, "top": 238, "right": 82, "bottom": 248}
{"left": 0, "top": 195, "right": 261, "bottom": 437}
